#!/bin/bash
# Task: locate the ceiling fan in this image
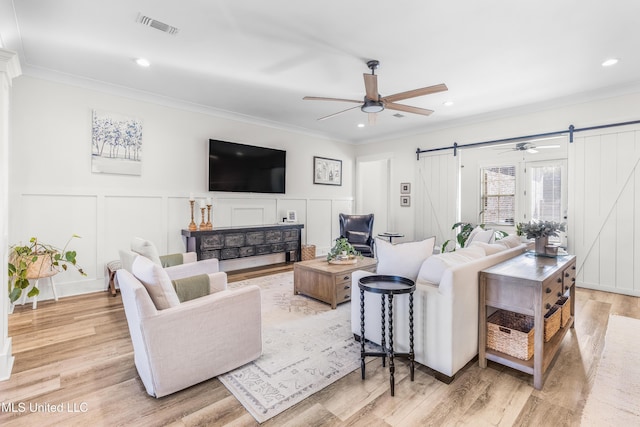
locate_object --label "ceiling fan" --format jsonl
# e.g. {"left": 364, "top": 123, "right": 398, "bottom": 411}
{"left": 303, "top": 60, "right": 448, "bottom": 124}
{"left": 499, "top": 142, "right": 561, "bottom": 154}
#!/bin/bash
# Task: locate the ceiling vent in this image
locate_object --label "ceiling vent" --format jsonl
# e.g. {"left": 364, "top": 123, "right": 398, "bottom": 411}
{"left": 136, "top": 13, "right": 180, "bottom": 35}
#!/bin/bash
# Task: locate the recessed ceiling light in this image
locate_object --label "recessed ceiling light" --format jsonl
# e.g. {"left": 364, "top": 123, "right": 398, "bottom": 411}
{"left": 135, "top": 58, "right": 151, "bottom": 67}
{"left": 443, "top": 101, "right": 454, "bottom": 106}
{"left": 357, "top": 123, "right": 365, "bottom": 128}
{"left": 602, "top": 58, "right": 619, "bottom": 67}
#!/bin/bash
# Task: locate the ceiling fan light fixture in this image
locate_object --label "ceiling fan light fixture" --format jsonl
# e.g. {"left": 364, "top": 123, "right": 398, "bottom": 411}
{"left": 361, "top": 99, "right": 384, "bottom": 113}
{"left": 135, "top": 58, "right": 151, "bottom": 67}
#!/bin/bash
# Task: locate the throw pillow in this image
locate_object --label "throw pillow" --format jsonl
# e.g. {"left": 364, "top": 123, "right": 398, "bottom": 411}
{"left": 495, "top": 234, "right": 521, "bottom": 249}
{"left": 119, "top": 249, "right": 138, "bottom": 273}
{"left": 417, "top": 246, "right": 486, "bottom": 284}
{"left": 131, "top": 237, "right": 162, "bottom": 266}
{"left": 468, "top": 241, "right": 505, "bottom": 256}
{"left": 465, "top": 227, "right": 494, "bottom": 246}
{"left": 375, "top": 236, "right": 435, "bottom": 282}
{"left": 131, "top": 254, "right": 180, "bottom": 310}
{"left": 346, "top": 230, "right": 369, "bottom": 244}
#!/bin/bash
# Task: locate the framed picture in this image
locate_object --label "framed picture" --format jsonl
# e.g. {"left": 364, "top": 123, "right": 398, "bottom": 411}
{"left": 91, "top": 109, "right": 143, "bottom": 175}
{"left": 286, "top": 210, "right": 297, "bottom": 222}
{"left": 400, "top": 195, "right": 411, "bottom": 207}
{"left": 400, "top": 182, "right": 411, "bottom": 194}
{"left": 313, "top": 156, "right": 342, "bottom": 186}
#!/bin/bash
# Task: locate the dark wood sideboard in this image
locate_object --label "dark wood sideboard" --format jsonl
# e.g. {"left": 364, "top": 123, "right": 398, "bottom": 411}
{"left": 182, "top": 224, "right": 304, "bottom": 262}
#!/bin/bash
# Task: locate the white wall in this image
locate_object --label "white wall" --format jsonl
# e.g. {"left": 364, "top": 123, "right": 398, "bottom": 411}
{"left": 356, "top": 90, "right": 640, "bottom": 296}
{"left": 9, "top": 76, "right": 356, "bottom": 300}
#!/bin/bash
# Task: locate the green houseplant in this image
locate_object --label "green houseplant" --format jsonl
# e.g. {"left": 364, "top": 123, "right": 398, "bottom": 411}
{"left": 8, "top": 235, "right": 86, "bottom": 303}
{"left": 326, "top": 237, "right": 360, "bottom": 262}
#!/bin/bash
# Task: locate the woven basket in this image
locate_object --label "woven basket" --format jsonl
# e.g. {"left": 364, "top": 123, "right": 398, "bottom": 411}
{"left": 25, "top": 254, "right": 59, "bottom": 279}
{"left": 487, "top": 310, "right": 534, "bottom": 360}
{"left": 301, "top": 244, "right": 316, "bottom": 261}
{"left": 544, "top": 305, "right": 561, "bottom": 342}
{"left": 556, "top": 296, "right": 571, "bottom": 328}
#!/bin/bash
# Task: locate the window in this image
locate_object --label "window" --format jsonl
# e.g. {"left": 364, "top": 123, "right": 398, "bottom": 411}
{"left": 481, "top": 166, "right": 516, "bottom": 224}
{"left": 528, "top": 164, "right": 563, "bottom": 223}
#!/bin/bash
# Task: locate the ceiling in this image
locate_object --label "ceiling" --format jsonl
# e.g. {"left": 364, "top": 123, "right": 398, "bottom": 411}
{"left": 1, "top": 1, "right": 639, "bottom": 144}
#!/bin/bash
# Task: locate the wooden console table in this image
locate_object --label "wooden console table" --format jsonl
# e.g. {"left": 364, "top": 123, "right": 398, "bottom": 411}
{"left": 182, "top": 224, "right": 303, "bottom": 262}
{"left": 479, "top": 252, "right": 576, "bottom": 389}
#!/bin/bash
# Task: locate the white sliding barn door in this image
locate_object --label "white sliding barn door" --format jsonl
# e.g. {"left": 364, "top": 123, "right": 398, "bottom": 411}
{"left": 415, "top": 153, "right": 459, "bottom": 248}
{"left": 569, "top": 127, "right": 640, "bottom": 297}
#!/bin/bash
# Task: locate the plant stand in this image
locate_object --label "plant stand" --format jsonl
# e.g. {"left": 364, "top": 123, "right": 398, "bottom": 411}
{"left": 19, "top": 276, "right": 58, "bottom": 310}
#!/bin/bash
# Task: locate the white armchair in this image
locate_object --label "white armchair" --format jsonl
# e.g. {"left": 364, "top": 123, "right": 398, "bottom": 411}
{"left": 116, "top": 254, "right": 262, "bottom": 397}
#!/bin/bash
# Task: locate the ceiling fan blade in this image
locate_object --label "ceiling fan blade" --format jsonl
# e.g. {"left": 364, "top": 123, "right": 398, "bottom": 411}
{"left": 383, "top": 83, "right": 448, "bottom": 103}
{"left": 368, "top": 112, "right": 377, "bottom": 125}
{"left": 385, "top": 102, "right": 434, "bottom": 116}
{"left": 536, "top": 145, "right": 561, "bottom": 149}
{"left": 317, "top": 105, "right": 361, "bottom": 121}
{"left": 303, "top": 96, "right": 362, "bottom": 104}
{"left": 363, "top": 73, "right": 378, "bottom": 100}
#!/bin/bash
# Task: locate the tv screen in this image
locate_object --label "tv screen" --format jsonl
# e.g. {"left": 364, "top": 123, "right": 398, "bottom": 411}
{"left": 209, "top": 140, "right": 286, "bottom": 193}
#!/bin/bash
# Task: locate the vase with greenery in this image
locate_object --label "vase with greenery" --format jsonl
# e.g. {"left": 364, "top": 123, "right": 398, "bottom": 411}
{"left": 517, "top": 220, "right": 566, "bottom": 255}
{"left": 7, "top": 235, "right": 86, "bottom": 303}
{"left": 326, "top": 237, "right": 360, "bottom": 262}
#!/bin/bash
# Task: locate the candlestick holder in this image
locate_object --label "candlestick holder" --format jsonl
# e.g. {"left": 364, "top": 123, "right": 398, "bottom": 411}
{"left": 205, "top": 204, "right": 213, "bottom": 230}
{"left": 188, "top": 200, "right": 197, "bottom": 231}
{"left": 199, "top": 207, "right": 206, "bottom": 230}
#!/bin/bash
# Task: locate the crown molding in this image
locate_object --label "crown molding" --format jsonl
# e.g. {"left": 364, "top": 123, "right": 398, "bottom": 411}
{"left": 0, "top": 49, "right": 22, "bottom": 82}
{"left": 20, "top": 64, "right": 352, "bottom": 145}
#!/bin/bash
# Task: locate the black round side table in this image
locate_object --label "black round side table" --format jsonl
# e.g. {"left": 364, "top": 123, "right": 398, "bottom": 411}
{"left": 358, "top": 275, "right": 416, "bottom": 396}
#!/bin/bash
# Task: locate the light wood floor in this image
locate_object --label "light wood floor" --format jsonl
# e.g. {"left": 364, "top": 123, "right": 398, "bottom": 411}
{"left": 1, "top": 264, "right": 638, "bottom": 426}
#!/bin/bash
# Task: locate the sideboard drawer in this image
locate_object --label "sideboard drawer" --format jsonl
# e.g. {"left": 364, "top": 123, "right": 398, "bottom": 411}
{"left": 562, "top": 261, "right": 577, "bottom": 293}
{"left": 543, "top": 273, "right": 564, "bottom": 310}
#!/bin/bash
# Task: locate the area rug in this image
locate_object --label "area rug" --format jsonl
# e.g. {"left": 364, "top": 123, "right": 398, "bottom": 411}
{"left": 581, "top": 315, "right": 640, "bottom": 426}
{"left": 222, "top": 272, "right": 372, "bottom": 423}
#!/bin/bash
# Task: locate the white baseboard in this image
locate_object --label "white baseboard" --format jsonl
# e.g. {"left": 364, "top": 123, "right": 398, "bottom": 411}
{"left": 0, "top": 337, "right": 15, "bottom": 381}
{"left": 15, "top": 278, "right": 107, "bottom": 306}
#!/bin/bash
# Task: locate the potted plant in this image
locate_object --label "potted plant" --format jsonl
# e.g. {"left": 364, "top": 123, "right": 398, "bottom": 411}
{"left": 326, "top": 237, "right": 360, "bottom": 263}
{"left": 8, "top": 235, "right": 86, "bottom": 303}
{"left": 517, "top": 220, "right": 566, "bottom": 255}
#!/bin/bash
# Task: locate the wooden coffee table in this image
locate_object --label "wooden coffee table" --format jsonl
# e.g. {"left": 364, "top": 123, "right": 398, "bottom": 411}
{"left": 293, "top": 257, "right": 377, "bottom": 308}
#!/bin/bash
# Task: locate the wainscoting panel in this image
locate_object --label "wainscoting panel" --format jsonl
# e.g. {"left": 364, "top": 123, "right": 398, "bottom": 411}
{"left": 10, "top": 192, "right": 352, "bottom": 299}
{"left": 167, "top": 197, "right": 192, "bottom": 254}
{"left": 332, "top": 199, "right": 353, "bottom": 243}
{"left": 14, "top": 194, "right": 99, "bottom": 298}
{"left": 569, "top": 127, "right": 640, "bottom": 297}
{"left": 415, "top": 153, "right": 459, "bottom": 248}
{"left": 307, "top": 199, "right": 333, "bottom": 255}
{"left": 103, "top": 195, "right": 165, "bottom": 262}
{"left": 214, "top": 198, "right": 278, "bottom": 227}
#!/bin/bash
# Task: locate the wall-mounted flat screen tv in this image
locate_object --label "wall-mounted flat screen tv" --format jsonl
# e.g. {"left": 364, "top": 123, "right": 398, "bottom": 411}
{"left": 209, "top": 139, "right": 286, "bottom": 193}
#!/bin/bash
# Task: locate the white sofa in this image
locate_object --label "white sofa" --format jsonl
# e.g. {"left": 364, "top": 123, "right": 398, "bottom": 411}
{"left": 351, "top": 235, "right": 526, "bottom": 381}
